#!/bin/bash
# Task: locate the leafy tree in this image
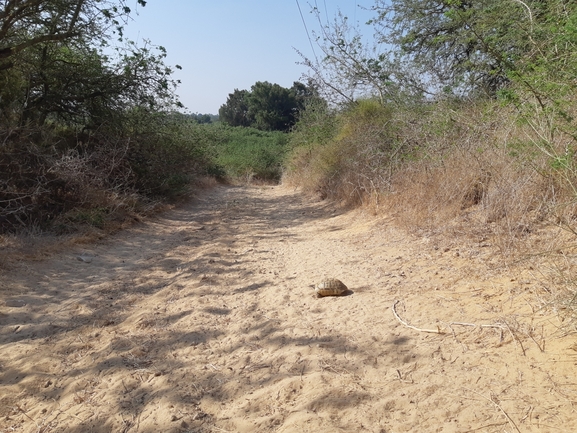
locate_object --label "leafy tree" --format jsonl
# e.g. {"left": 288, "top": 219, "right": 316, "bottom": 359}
{"left": 300, "top": 1, "right": 568, "bottom": 101}
{"left": 0, "top": 0, "right": 146, "bottom": 72}
{"left": 218, "top": 89, "right": 254, "bottom": 127}
{"left": 219, "top": 81, "right": 320, "bottom": 132}
{"left": 290, "top": 80, "right": 317, "bottom": 106}
{"left": 189, "top": 113, "right": 213, "bottom": 124}
{"left": 0, "top": 0, "right": 198, "bottom": 232}
{"left": 370, "top": 0, "right": 577, "bottom": 132}
{"left": 370, "top": 0, "right": 537, "bottom": 95}
{"left": 0, "top": 1, "right": 180, "bottom": 130}
{"left": 248, "top": 81, "right": 298, "bottom": 131}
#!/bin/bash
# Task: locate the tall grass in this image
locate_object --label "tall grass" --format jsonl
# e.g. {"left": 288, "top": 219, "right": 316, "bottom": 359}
{"left": 210, "top": 125, "right": 289, "bottom": 183}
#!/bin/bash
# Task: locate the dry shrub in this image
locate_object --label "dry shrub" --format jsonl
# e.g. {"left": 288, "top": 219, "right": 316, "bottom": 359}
{"left": 381, "top": 99, "right": 577, "bottom": 325}
{"left": 283, "top": 100, "right": 340, "bottom": 195}
{"left": 388, "top": 150, "right": 550, "bottom": 248}
{"left": 283, "top": 146, "right": 319, "bottom": 191}
{"left": 285, "top": 140, "right": 344, "bottom": 199}
{"left": 287, "top": 98, "right": 577, "bottom": 256}
{"left": 382, "top": 99, "right": 577, "bottom": 254}
{"left": 0, "top": 113, "right": 213, "bottom": 235}
{"left": 0, "top": 134, "right": 140, "bottom": 234}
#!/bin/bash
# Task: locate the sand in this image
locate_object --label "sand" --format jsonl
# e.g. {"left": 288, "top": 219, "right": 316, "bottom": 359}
{"left": 1, "top": 185, "right": 576, "bottom": 432}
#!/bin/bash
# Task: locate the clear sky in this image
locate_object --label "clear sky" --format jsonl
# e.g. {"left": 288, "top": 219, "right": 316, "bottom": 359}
{"left": 123, "top": 1, "right": 375, "bottom": 114}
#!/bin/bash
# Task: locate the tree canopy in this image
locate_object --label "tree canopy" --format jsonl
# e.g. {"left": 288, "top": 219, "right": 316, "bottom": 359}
{"left": 0, "top": 0, "right": 179, "bottom": 130}
{"left": 0, "top": 0, "right": 197, "bottom": 232}
{"left": 218, "top": 81, "right": 319, "bottom": 132}
{"left": 301, "top": 0, "right": 577, "bottom": 103}
{"left": 371, "top": 0, "right": 541, "bottom": 95}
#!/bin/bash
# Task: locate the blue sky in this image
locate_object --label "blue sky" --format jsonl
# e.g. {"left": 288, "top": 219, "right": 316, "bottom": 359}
{"left": 123, "top": 1, "right": 375, "bottom": 114}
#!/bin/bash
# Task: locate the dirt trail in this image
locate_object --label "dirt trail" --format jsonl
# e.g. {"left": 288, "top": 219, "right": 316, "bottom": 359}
{"left": 1, "top": 185, "right": 576, "bottom": 433}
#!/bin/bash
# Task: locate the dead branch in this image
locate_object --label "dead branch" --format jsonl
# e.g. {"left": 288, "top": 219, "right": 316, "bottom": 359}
{"left": 464, "top": 388, "right": 523, "bottom": 433}
{"left": 447, "top": 321, "right": 506, "bottom": 330}
{"left": 392, "top": 300, "right": 445, "bottom": 334}
{"left": 392, "top": 300, "right": 510, "bottom": 338}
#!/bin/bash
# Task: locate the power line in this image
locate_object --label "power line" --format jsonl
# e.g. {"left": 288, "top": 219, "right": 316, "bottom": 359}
{"left": 312, "top": 0, "right": 328, "bottom": 26}
{"left": 295, "top": 0, "right": 318, "bottom": 63}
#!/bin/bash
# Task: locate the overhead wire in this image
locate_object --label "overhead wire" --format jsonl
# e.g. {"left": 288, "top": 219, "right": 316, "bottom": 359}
{"left": 295, "top": 0, "right": 319, "bottom": 63}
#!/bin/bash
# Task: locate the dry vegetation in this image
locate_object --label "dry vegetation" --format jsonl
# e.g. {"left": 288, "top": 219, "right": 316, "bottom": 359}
{"left": 285, "top": 99, "right": 576, "bottom": 236}
{"left": 4, "top": 1, "right": 577, "bottom": 430}
{"left": 284, "top": 98, "right": 577, "bottom": 321}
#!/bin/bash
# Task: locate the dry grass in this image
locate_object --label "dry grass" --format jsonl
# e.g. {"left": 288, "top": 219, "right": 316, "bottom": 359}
{"left": 287, "top": 99, "right": 577, "bottom": 250}
{"left": 384, "top": 103, "right": 577, "bottom": 256}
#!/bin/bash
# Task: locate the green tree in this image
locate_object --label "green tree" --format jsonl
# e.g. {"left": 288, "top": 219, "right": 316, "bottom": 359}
{"left": 218, "top": 89, "right": 253, "bottom": 127}
{"left": 301, "top": 1, "right": 562, "bottom": 101}
{"left": 0, "top": 0, "right": 146, "bottom": 71}
{"left": 248, "top": 81, "right": 297, "bottom": 131}
{"left": 189, "top": 113, "right": 213, "bottom": 124}
{"left": 370, "top": 0, "right": 577, "bottom": 134}
{"left": 370, "top": 0, "right": 542, "bottom": 95}
{"left": 0, "top": 1, "right": 180, "bottom": 130}
{"left": 0, "top": 0, "right": 197, "bottom": 232}
{"left": 219, "top": 81, "right": 319, "bottom": 131}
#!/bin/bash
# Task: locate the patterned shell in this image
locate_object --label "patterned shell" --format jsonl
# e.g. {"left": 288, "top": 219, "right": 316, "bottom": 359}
{"left": 315, "top": 278, "right": 348, "bottom": 297}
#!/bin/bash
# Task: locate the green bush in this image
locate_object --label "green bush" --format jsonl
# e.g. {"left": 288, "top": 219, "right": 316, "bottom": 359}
{"left": 285, "top": 99, "right": 405, "bottom": 203}
{"left": 125, "top": 112, "right": 212, "bottom": 198}
{"left": 210, "top": 126, "right": 289, "bottom": 182}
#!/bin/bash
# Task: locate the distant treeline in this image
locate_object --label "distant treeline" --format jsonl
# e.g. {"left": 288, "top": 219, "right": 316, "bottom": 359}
{"left": 186, "top": 113, "right": 219, "bottom": 124}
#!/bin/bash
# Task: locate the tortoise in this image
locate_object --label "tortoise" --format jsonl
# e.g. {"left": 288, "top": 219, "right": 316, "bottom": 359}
{"left": 315, "top": 278, "right": 348, "bottom": 297}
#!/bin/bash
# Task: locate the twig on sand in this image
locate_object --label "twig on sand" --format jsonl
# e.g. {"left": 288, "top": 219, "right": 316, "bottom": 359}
{"left": 391, "top": 300, "right": 445, "bottom": 334}
{"left": 465, "top": 388, "right": 522, "bottom": 433}
{"left": 392, "top": 300, "right": 509, "bottom": 339}
{"left": 446, "top": 321, "right": 506, "bottom": 330}
{"left": 504, "top": 320, "right": 527, "bottom": 356}
{"left": 16, "top": 406, "right": 39, "bottom": 429}
{"left": 527, "top": 325, "right": 545, "bottom": 352}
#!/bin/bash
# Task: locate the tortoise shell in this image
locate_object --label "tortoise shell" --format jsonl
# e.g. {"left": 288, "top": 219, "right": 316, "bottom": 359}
{"left": 315, "top": 278, "right": 348, "bottom": 297}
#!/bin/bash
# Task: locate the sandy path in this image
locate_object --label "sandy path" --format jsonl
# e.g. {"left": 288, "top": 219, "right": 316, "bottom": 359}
{"left": 1, "top": 185, "right": 576, "bottom": 432}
